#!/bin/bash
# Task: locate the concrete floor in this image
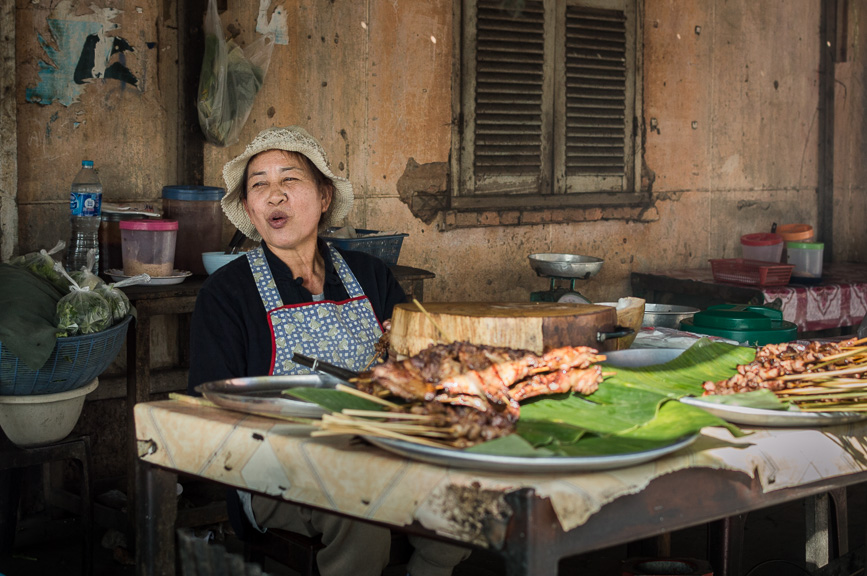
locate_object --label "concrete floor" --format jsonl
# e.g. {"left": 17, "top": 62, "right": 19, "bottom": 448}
{"left": 1, "top": 484, "right": 864, "bottom": 576}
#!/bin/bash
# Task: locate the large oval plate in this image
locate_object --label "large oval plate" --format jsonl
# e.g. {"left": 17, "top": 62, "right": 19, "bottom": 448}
{"left": 197, "top": 374, "right": 344, "bottom": 419}
{"left": 365, "top": 434, "right": 698, "bottom": 473}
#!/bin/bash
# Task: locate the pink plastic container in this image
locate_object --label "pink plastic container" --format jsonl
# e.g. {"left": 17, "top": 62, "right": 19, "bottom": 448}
{"left": 740, "top": 233, "right": 784, "bottom": 263}
{"left": 120, "top": 219, "right": 178, "bottom": 277}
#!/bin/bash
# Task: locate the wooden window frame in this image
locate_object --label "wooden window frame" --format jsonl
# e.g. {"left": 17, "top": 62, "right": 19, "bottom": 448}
{"left": 450, "top": 0, "right": 645, "bottom": 213}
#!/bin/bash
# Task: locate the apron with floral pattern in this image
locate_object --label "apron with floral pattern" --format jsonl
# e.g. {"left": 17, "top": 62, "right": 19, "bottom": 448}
{"left": 246, "top": 245, "right": 382, "bottom": 375}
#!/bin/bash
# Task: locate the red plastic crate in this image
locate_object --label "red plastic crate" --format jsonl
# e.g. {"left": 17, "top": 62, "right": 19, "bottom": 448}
{"left": 709, "top": 258, "right": 794, "bottom": 287}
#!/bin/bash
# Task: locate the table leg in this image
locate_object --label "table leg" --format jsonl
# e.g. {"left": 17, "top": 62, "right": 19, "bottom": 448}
{"left": 136, "top": 459, "right": 178, "bottom": 576}
{"left": 128, "top": 315, "right": 152, "bottom": 541}
{"left": 806, "top": 489, "right": 848, "bottom": 571}
{"left": 501, "top": 488, "right": 561, "bottom": 576}
{"left": 0, "top": 468, "right": 20, "bottom": 555}
{"left": 707, "top": 514, "right": 746, "bottom": 576}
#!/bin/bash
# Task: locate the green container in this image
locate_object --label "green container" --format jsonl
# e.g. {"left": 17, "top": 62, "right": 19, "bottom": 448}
{"left": 679, "top": 304, "right": 798, "bottom": 346}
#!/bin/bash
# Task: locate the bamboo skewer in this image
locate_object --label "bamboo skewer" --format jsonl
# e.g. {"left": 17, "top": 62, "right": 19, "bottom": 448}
{"left": 322, "top": 417, "right": 454, "bottom": 437}
{"left": 779, "top": 364, "right": 867, "bottom": 382}
{"left": 335, "top": 383, "right": 400, "bottom": 408}
{"left": 341, "top": 409, "right": 436, "bottom": 420}
{"left": 412, "top": 298, "right": 455, "bottom": 344}
{"left": 313, "top": 418, "right": 455, "bottom": 448}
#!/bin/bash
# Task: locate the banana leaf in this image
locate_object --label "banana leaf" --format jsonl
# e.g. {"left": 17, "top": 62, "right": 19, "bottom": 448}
{"left": 285, "top": 388, "right": 386, "bottom": 413}
{"left": 601, "top": 339, "right": 756, "bottom": 398}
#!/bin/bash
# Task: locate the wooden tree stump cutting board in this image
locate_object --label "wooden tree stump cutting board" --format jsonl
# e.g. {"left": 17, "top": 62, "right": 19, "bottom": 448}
{"left": 390, "top": 302, "right": 619, "bottom": 356}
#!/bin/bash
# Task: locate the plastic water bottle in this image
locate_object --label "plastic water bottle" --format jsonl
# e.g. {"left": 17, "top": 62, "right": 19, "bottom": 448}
{"left": 67, "top": 160, "right": 103, "bottom": 274}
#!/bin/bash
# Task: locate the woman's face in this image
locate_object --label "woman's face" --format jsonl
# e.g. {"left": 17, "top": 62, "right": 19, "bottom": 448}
{"left": 242, "top": 149, "right": 332, "bottom": 251}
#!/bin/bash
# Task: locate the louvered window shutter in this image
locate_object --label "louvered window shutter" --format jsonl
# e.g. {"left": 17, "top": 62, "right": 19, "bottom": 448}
{"left": 559, "top": 0, "right": 635, "bottom": 194}
{"left": 461, "top": 0, "right": 554, "bottom": 196}
{"left": 459, "top": 0, "right": 639, "bottom": 202}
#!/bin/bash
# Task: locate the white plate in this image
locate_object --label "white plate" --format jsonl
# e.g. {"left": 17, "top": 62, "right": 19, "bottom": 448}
{"left": 679, "top": 396, "right": 867, "bottom": 427}
{"left": 106, "top": 269, "right": 191, "bottom": 285}
{"left": 365, "top": 434, "right": 699, "bottom": 473}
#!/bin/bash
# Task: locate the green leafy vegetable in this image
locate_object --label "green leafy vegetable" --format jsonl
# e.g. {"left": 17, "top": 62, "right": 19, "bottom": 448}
{"left": 10, "top": 242, "right": 71, "bottom": 294}
{"left": 95, "top": 284, "right": 132, "bottom": 322}
{"left": 53, "top": 264, "right": 111, "bottom": 337}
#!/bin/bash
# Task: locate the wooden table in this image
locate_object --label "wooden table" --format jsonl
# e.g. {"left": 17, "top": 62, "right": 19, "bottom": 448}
{"left": 119, "top": 265, "right": 434, "bottom": 538}
{"left": 134, "top": 400, "right": 867, "bottom": 576}
{"left": 632, "top": 262, "right": 867, "bottom": 334}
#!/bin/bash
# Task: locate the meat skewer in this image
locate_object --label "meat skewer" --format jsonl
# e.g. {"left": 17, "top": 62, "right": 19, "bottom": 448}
{"left": 702, "top": 338, "right": 867, "bottom": 411}
{"left": 324, "top": 341, "right": 608, "bottom": 447}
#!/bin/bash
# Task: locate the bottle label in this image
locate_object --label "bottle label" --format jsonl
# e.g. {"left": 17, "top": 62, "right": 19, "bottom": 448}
{"left": 70, "top": 191, "right": 102, "bottom": 217}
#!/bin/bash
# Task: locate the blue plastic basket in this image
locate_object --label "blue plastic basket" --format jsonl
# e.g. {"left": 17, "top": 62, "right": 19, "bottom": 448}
{"left": 0, "top": 315, "right": 132, "bottom": 396}
{"left": 321, "top": 229, "right": 408, "bottom": 266}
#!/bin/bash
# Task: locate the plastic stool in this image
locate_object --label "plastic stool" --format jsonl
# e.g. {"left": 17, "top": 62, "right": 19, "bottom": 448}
{"left": 0, "top": 434, "right": 93, "bottom": 576}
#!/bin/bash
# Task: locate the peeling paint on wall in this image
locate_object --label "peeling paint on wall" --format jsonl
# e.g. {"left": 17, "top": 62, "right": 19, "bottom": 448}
{"left": 256, "top": 0, "right": 289, "bottom": 45}
{"left": 25, "top": 1, "right": 139, "bottom": 106}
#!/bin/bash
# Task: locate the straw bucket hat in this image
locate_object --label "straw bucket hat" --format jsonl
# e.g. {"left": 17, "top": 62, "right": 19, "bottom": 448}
{"left": 221, "top": 126, "right": 354, "bottom": 241}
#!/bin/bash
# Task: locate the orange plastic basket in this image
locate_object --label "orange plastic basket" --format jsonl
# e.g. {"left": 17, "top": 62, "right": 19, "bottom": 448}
{"left": 709, "top": 259, "right": 794, "bottom": 287}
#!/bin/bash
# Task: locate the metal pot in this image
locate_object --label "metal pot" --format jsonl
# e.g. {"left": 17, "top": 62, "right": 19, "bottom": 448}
{"left": 642, "top": 304, "right": 700, "bottom": 329}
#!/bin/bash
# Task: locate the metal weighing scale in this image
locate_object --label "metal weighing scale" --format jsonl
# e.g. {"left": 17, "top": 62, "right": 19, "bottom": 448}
{"left": 528, "top": 253, "right": 604, "bottom": 304}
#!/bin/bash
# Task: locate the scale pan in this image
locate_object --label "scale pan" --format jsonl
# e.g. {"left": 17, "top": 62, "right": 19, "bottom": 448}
{"left": 528, "top": 253, "right": 604, "bottom": 279}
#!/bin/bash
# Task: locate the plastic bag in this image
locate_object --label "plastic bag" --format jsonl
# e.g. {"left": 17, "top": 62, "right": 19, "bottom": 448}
{"left": 10, "top": 240, "right": 71, "bottom": 293}
{"left": 69, "top": 249, "right": 105, "bottom": 290}
{"left": 53, "top": 264, "right": 112, "bottom": 337}
{"left": 95, "top": 273, "right": 151, "bottom": 322}
{"left": 197, "top": 0, "right": 274, "bottom": 146}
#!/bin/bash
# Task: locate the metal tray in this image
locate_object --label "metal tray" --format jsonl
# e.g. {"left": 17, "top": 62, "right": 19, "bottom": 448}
{"left": 364, "top": 434, "right": 698, "bottom": 473}
{"left": 197, "top": 374, "right": 344, "bottom": 420}
{"left": 679, "top": 397, "right": 867, "bottom": 428}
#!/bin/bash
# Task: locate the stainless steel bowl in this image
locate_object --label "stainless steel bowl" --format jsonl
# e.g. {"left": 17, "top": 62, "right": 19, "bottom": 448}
{"left": 528, "top": 253, "right": 604, "bottom": 279}
{"left": 642, "top": 304, "right": 700, "bottom": 329}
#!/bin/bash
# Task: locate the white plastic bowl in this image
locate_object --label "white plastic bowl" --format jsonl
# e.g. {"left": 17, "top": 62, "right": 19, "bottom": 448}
{"left": 202, "top": 251, "right": 247, "bottom": 275}
{"left": 0, "top": 379, "right": 98, "bottom": 447}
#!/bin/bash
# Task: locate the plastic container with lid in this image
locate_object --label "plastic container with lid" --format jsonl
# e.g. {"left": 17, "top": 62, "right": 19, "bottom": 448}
{"left": 740, "top": 233, "right": 784, "bottom": 263}
{"left": 777, "top": 224, "right": 814, "bottom": 263}
{"left": 120, "top": 219, "right": 178, "bottom": 277}
{"left": 162, "top": 186, "right": 226, "bottom": 275}
{"left": 679, "top": 304, "right": 798, "bottom": 345}
{"left": 99, "top": 210, "right": 160, "bottom": 275}
{"left": 777, "top": 223, "right": 814, "bottom": 243}
{"left": 786, "top": 241, "right": 824, "bottom": 284}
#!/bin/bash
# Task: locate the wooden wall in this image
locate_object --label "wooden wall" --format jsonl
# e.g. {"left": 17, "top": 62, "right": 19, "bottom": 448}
{"left": 6, "top": 0, "right": 867, "bottom": 304}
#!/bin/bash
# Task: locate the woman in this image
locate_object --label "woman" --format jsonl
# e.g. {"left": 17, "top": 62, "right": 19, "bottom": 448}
{"left": 189, "top": 126, "right": 404, "bottom": 385}
{"left": 189, "top": 126, "right": 469, "bottom": 576}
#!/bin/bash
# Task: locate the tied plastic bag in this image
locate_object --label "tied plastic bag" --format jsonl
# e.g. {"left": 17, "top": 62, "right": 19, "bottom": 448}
{"left": 69, "top": 249, "right": 105, "bottom": 290}
{"left": 197, "top": 0, "right": 274, "bottom": 146}
{"left": 53, "top": 263, "right": 112, "bottom": 337}
{"left": 95, "top": 273, "right": 151, "bottom": 322}
{"left": 10, "top": 240, "right": 71, "bottom": 293}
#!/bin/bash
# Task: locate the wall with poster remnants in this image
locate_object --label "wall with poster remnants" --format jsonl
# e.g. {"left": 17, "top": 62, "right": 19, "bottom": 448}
{"left": 26, "top": 2, "right": 138, "bottom": 107}
{"left": 14, "top": 0, "right": 179, "bottom": 256}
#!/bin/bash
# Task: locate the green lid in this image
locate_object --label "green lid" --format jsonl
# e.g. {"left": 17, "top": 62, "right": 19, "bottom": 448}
{"left": 680, "top": 304, "right": 797, "bottom": 346}
{"left": 786, "top": 241, "right": 824, "bottom": 250}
